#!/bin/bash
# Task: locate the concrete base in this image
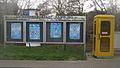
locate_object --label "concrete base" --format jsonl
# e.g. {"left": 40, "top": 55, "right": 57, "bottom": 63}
{"left": 93, "top": 55, "right": 113, "bottom": 59}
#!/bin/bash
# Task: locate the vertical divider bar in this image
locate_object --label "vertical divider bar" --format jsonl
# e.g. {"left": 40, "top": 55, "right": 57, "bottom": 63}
{"left": 23, "top": 21, "right": 26, "bottom": 43}
{"left": 43, "top": 21, "right": 46, "bottom": 43}
{"left": 63, "top": 21, "right": 66, "bottom": 44}
{"left": 3, "top": 16, "right": 6, "bottom": 56}
{"left": 84, "top": 17, "right": 87, "bottom": 56}
{"left": 4, "top": 16, "right": 6, "bottom": 45}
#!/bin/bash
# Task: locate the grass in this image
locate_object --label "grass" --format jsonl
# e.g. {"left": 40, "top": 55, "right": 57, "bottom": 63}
{"left": 0, "top": 45, "right": 86, "bottom": 60}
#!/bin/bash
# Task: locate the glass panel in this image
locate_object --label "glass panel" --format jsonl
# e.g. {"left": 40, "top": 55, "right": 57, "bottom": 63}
{"left": 11, "top": 23, "right": 22, "bottom": 39}
{"left": 50, "top": 23, "right": 62, "bottom": 38}
{"left": 69, "top": 23, "right": 80, "bottom": 39}
{"left": 94, "top": 22, "right": 96, "bottom": 51}
{"left": 100, "top": 38, "right": 110, "bottom": 52}
{"left": 101, "top": 21, "right": 110, "bottom": 35}
{"left": 94, "top": 22, "right": 96, "bottom": 35}
{"left": 29, "top": 24, "right": 40, "bottom": 40}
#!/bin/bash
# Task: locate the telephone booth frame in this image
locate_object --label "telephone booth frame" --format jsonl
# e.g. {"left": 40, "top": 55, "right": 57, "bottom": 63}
{"left": 93, "top": 15, "right": 115, "bottom": 57}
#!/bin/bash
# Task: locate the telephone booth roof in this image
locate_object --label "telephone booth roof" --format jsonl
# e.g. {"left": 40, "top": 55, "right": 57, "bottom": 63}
{"left": 94, "top": 15, "right": 115, "bottom": 19}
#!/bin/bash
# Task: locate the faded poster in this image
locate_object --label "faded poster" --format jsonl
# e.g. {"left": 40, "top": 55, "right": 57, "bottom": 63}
{"left": 50, "top": 23, "right": 62, "bottom": 38}
{"left": 29, "top": 24, "right": 40, "bottom": 40}
{"left": 11, "top": 23, "right": 22, "bottom": 39}
{"left": 69, "top": 24, "right": 80, "bottom": 39}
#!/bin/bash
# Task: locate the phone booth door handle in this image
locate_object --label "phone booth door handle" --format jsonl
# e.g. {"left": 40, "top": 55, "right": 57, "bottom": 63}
{"left": 99, "top": 33, "right": 101, "bottom": 40}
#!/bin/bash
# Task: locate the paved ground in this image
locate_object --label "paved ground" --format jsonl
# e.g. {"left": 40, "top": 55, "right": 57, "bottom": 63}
{"left": 0, "top": 59, "right": 120, "bottom": 68}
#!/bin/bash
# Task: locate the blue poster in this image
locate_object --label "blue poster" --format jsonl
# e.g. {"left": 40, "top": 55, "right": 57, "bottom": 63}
{"left": 29, "top": 24, "right": 40, "bottom": 40}
{"left": 69, "top": 24, "right": 80, "bottom": 39}
{"left": 11, "top": 23, "right": 21, "bottom": 39}
{"left": 50, "top": 23, "right": 62, "bottom": 38}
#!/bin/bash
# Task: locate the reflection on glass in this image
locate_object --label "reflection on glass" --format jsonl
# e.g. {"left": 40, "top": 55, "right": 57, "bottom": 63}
{"left": 101, "top": 21, "right": 110, "bottom": 35}
{"left": 100, "top": 38, "right": 110, "bottom": 52}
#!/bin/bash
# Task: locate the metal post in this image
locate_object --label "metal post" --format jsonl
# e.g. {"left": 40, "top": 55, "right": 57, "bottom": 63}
{"left": 63, "top": 21, "right": 66, "bottom": 43}
{"left": 23, "top": 21, "right": 26, "bottom": 43}
{"left": 84, "top": 16, "right": 87, "bottom": 56}
{"left": 43, "top": 21, "right": 46, "bottom": 43}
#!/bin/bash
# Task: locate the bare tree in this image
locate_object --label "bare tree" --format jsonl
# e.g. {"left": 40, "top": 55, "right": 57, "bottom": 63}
{"left": 50, "top": 0, "right": 67, "bottom": 15}
{"left": 47, "top": 0, "right": 86, "bottom": 16}
{"left": 106, "top": 0, "right": 119, "bottom": 14}
{"left": 0, "top": 0, "right": 19, "bottom": 17}
{"left": 38, "top": 1, "right": 51, "bottom": 16}
{"left": 17, "top": 0, "right": 30, "bottom": 15}
{"left": 91, "top": 0, "right": 119, "bottom": 14}
{"left": 66, "top": 0, "right": 85, "bottom": 16}
{"left": 0, "top": 0, "right": 20, "bottom": 43}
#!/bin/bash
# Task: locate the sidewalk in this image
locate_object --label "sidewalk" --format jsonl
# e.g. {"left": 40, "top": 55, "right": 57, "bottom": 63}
{"left": 0, "top": 60, "right": 120, "bottom": 68}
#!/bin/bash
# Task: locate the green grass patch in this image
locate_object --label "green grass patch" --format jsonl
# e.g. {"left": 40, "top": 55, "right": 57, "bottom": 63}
{"left": 0, "top": 45, "right": 86, "bottom": 60}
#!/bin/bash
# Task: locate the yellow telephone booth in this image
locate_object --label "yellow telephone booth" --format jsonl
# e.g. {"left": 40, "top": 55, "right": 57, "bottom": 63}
{"left": 93, "top": 15, "right": 115, "bottom": 57}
